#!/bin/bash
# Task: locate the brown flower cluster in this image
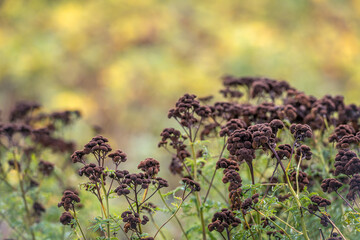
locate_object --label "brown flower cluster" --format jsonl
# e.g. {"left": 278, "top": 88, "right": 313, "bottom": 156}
{"left": 208, "top": 209, "right": 241, "bottom": 233}
{"left": 289, "top": 170, "right": 309, "bottom": 192}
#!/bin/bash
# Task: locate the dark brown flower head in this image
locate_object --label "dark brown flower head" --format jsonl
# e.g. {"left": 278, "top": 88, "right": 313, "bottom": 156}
{"left": 250, "top": 80, "right": 270, "bottom": 99}
{"left": 311, "top": 96, "right": 336, "bottom": 118}
{"left": 334, "top": 150, "right": 358, "bottom": 176}
{"left": 220, "top": 87, "right": 243, "bottom": 98}
{"left": 200, "top": 122, "right": 220, "bottom": 140}
{"left": 289, "top": 170, "right": 309, "bottom": 192}
{"left": 10, "top": 101, "right": 40, "bottom": 122}
{"left": 115, "top": 184, "right": 131, "bottom": 196}
{"left": 278, "top": 104, "right": 297, "bottom": 121}
{"left": 71, "top": 150, "right": 85, "bottom": 163}
{"left": 33, "top": 202, "right": 46, "bottom": 217}
{"left": 50, "top": 110, "right": 81, "bottom": 125}
{"left": 254, "top": 103, "right": 278, "bottom": 123}
{"left": 58, "top": 190, "right": 80, "bottom": 211}
{"left": 154, "top": 177, "right": 169, "bottom": 188}
{"left": 123, "top": 173, "right": 151, "bottom": 189}
{"left": 310, "top": 195, "right": 331, "bottom": 208}
{"left": 158, "top": 128, "right": 182, "bottom": 148}
{"left": 295, "top": 145, "right": 312, "bottom": 161}
{"left": 169, "top": 156, "right": 183, "bottom": 175}
{"left": 338, "top": 104, "right": 360, "bottom": 124}
{"left": 60, "top": 211, "right": 74, "bottom": 225}
{"left": 327, "top": 232, "right": 343, "bottom": 240}
{"left": 108, "top": 150, "right": 127, "bottom": 165}
{"left": 321, "top": 178, "right": 343, "bottom": 193}
{"left": 182, "top": 177, "right": 201, "bottom": 192}
{"left": 138, "top": 158, "right": 160, "bottom": 177}
{"left": 83, "top": 135, "right": 112, "bottom": 155}
{"left": 241, "top": 194, "right": 259, "bottom": 213}
{"left": 320, "top": 215, "right": 331, "bottom": 227}
{"left": 0, "top": 123, "right": 18, "bottom": 138}
{"left": 211, "top": 102, "right": 242, "bottom": 121}
{"left": 222, "top": 75, "right": 256, "bottom": 88}
{"left": 347, "top": 174, "right": 360, "bottom": 201}
{"left": 227, "top": 129, "right": 255, "bottom": 163}
{"left": 290, "top": 124, "right": 312, "bottom": 141}
{"left": 208, "top": 209, "right": 241, "bottom": 233}
{"left": 222, "top": 169, "right": 242, "bottom": 192}
{"left": 336, "top": 134, "right": 360, "bottom": 149}
{"left": 195, "top": 105, "right": 212, "bottom": 118}
{"left": 216, "top": 158, "right": 239, "bottom": 172}
{"left": 344, "top": 157, "right": 360, "bottom": 175}
{"left": 219, "top": 119, "right": 247, "bottom": 137}
{"left": 121, "top": 211, "right": 141, "bottom": 232}
{"left": 249, "top": 123, "right": 274, "bottom": 149}
{"left": 198, "top": 95, "right": 214, "bottom": 103}
{"left": 274, "top": 144, "right": 292, "bottom": 160}
{"left": 79, "top": 163, "right": 106, "bottom": 183}
{"left": 38, "top": 160, "right": 54, "bottom": 176}
{"left": 329, "top": 125, "right": 356, "bottom": 143}
{"left": 269, "top": 119, "right": 284, "bottom": 135}
{"left": 168, "top": 94, "right": 201, "bottom": 127}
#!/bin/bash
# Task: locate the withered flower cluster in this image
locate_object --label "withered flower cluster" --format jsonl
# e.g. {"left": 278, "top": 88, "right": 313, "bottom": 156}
{"left": 0, "top": 101, "right": 82, "bottom": 235}
{"left": 208, "top": 209, "right": 241, "bottom": 233}
{"left": 65, "top": 135, "right": 170, "bottom": 238}
{"left": 289, "top": 170, "right": 309, "bottom": 192}
{"left": 58, "top": 190, "right": 80, "bottom": 226}
{"left": 155, "top": 75, "right": 360, "bottom": 239}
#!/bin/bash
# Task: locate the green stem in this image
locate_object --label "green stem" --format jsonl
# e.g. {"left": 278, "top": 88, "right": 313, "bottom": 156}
{"left": 158, "top": 190, "right": 189, "bottom": 240}
{"left": 255, "top": 210, "right": 293, "bottom": 240}
{"left": 13, "top": 150, "right": 35, "bottom": 240}
{"left": 73, "top": 209, "right": 87, "bottom": 240}
{"left": 269, "top": 146, "right": 310, "bottom": 240}
{"left": 190, "top": 141, "right": 206, "bottom": 240}
{"left": 154, "top": 191, "right": 188, "bottom": 239}
{"left": 100, "top": 174, "right": 111, "bottom": 238}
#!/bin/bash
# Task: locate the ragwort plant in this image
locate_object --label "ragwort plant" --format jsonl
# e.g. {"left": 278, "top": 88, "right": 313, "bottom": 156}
{"left": 0, "top": 101, "right": 81, "bottom": 239}
{"left": 5, "top": 76, "right": 360, "bottom": 240}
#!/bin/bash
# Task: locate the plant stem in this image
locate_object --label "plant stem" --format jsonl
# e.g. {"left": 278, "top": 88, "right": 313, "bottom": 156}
{"left": 269, "top": 145, "right": 310, "bottom": 240}
{"left": 335, "top": 190, "right": 358, "bottom": 213}
{"left": 13, "top": 150, "right": 36, "bottom": 240}
{"left": 158, "top": 190, "right": 189, "bottom": 240}
{"left": 154, "top": 193, "right": 187, "bottom": 239}
{"left": 73, "top": 208, "right": 87, "bottom": 240}
{"left": 101, "top": 174, "right": 111, "bottom": 238}
{"left": 149, "top": 214, "right": 167, "bottom": 240}
{"left": 190, "top": 141, "right": 206, "bottom": 240}
{"left": 203, "top": 140, "right": 227, "bottom": 203}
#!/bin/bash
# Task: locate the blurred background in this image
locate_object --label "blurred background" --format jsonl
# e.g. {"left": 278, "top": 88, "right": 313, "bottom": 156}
{"left": 1, "top": 0, "right": 360, "bottom": 175}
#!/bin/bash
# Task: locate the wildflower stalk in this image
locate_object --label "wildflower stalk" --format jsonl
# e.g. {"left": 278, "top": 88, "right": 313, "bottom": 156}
{"left": 269, "top": 145, "right": 310, "bottom": 240}
{"left": 13, "top": 150, "right": 36, "bottom": 240}
{"left": 158, "top": 190, "right": 189, "bottom": 240}
{"left": 190, "top": 141, "right": 207, "bottom": 240}
{"left": 154, "top": 190, "right": 190, "bottom": 239}
{"left": 100, "top": 174, "right": 111, "bottom": 238}
{"left": 73, "top": 208, "right": 87, "bottom": 240}
{"left": 255, "top": 209, "right": 294, "bottom": 239}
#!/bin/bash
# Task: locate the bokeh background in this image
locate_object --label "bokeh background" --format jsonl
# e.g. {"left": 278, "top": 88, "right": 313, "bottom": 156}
{"left": 1, "top": 0, "right": 360, "bottom": 238}
{"left": 1, "top": 0, "right": 360, "bottom": 192}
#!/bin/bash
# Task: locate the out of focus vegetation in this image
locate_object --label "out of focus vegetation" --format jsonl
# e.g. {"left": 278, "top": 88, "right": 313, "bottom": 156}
{"left": 1, "top": 0, "right": 360, "bottom": 160}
